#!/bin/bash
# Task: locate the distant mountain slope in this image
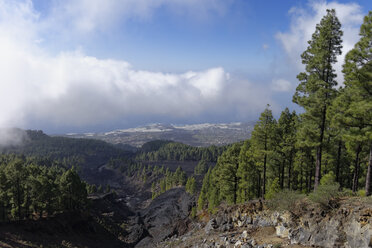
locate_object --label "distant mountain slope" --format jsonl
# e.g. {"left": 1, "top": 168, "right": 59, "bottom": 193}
{"left": 1, "top": 129, "right": 132, "bottom": 170}
{"left": 63, "top": 122, "right": 255, "bottom": 147}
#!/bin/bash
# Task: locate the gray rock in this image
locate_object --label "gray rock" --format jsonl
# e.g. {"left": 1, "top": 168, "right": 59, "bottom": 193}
{"left": 216, "top": 215, "right": 225, "bottom": 226}
{"left": 309, "top": 218, "right": 340, "bottom": 247}
{"left": 275, "top": 224, "right": 289, "bottom": 238}
{"left": 134, "top": 236, "right": 154, "bottom": 248}
{"left": 289, "top": 227, "right": 311, "bottom": 245}
{"left": 238, "top": 220, "right": 245, "bottom": 227}
{"left": 344, "top": 220, "right": 372, "bottom": 248}
{"left": 234, "top": 240, "right": 242, "bottom": 247}
{"left": 246, "top": 216, "right": 252, "bottom": 224}
{"left": 253, "top": 216, "right": 272, "bottom": 227}
{"left": 205, "top": 219, "right": 218, "bottom": 234}
{"left": 219, "top": 223, "right": 233, "bottom": 232}
{"left": 249, "top": 239, "right": 256, "bottom": 246}
{"left": 140, "top": 188, "right": 192, "bottom": 243}
{"left": 125, "top": 223, "right": 146, "bottom": 244}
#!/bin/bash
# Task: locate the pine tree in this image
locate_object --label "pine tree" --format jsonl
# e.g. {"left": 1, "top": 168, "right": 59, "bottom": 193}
{"left": 293, "top": 9, "right": 343, "bottom": 190}
{"left": 237, "top": 140, "right": 260, "bottom": 202}
{"left": 186, "top": 177, "right": 196, "bottom": 195}
{"left": 5, "top": 158, "right": 26, "bottom": 220}
{"left": 215, "top": 143, "right": 241, "bottom": 204}
{"left": 194, "top": 160, "right": 208, "bottom": 175}
{"left": 341, "top": 11, "right": 372, "bottom": 195}
{"left": 0, "top": 167, "right": 10, "bottom": 221}
{"left": 198, "top": 168, "right": 211, "bottom": 210}
{"left": 250, "top": 105, "right": 276, "bottom": 197}
{"left": 59, "top": 167, "right": 87, "bottom": 211}
{"left": 276, "top": 108, "right": 298, "bottom": 189}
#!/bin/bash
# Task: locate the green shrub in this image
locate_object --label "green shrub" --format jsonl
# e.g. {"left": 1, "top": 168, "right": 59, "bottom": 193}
{"left": 309, "top": 183, "right": 340, "bottom": 208}
{"left": 340, "top": 188, "right": 354, "bottom": 197}
{"left": 267, "top": 190, "right": 305, "bottom": 212}
{"left": 358, "top": 190, "right": 366, "bottom": 197}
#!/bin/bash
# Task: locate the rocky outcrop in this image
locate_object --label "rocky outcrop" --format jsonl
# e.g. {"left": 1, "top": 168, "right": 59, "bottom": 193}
{"left": 280, "top": 205, "right": 372, "bottom": 248}
{"left": 136, "top": 188, "right": 193, "bottom": 247}
{"left": 160, "top": 199, "right": 372, "bottom": 248}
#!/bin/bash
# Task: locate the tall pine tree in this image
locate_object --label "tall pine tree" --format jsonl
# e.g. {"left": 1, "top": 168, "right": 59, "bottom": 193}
{"left": 341, "top": 11, "right": 372, "bottom": 195}
{"left": 293, "top": 9, "right": 343, "bottom": 190}
{"left": 250, "top": 105, "right": 276, "bottom": 197}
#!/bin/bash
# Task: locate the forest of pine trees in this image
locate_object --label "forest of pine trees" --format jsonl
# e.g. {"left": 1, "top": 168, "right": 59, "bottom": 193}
{"left": 151, "top": 166, "right": 188, "bottom": 199}
{"left": 198, "top": 9, "right": 372, "bottom": 210}
{"left": 0, "top": 155, "right": 88, "bottom": 222}
{"left": 136, "top": 141, "right": 225, "bottom": 162}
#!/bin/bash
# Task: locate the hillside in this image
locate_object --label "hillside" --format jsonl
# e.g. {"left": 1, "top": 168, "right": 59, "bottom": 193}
{"left": 62, "top": 122, "right": 255, "bottom": 147}
{"left": 1, "top": 129, "right": 132, "bottom": 165}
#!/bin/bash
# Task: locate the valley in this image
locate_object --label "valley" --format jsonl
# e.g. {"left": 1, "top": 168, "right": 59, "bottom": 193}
{"left": 0, "top": 127, "right": 371, "bottom": 248}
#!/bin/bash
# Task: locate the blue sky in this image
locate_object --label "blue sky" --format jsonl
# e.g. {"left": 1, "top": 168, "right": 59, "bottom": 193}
{"left": 34, "top": 1, "right": 296, "bottom": 72}
{"left": 0, "top": 0, "right": 371, "bottom": 133}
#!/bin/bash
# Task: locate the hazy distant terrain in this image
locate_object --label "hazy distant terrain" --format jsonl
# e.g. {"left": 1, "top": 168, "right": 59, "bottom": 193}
{"left": 62, "top": 122, "right": 255, "bottom": 147}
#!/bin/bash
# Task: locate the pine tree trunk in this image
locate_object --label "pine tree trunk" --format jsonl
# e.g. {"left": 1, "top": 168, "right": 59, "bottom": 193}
{"left": 263, "top": 153, "right": 267, "bottom": 198}
{"left": 352, "top": 144, "right": 361, "bottom": 193}
{"left": 300, "top": 162, "right": 303, "bottom": 192}
{"left": 263, "top": 130, "right": 268, "bottom": 198}
{"left": 280, "top": 159, "right": 285, "bottom": 189}
{"left": 288, "top": 151, "right": 293, "bottom": 189}
{"left": 16, "top": 179, "right": 21, "bottom": 221}
{"left": 308, "top": 167, "right": 313, "bottom": 193}
{"left": 336, "top": 140, "right": 342, "bottom": 185}
{"left": 314, "top": 106, "right": 327, "bottom": 190}
{"left": 306, "top": 168, "right": 310, "bottom": 193}
{"left": 40, "top": 207, "right": 44, "bottom": 219}
{"left": 314, "top": 145, "right": 323, "bottom": 190}
{"left": 365, "top": 144, "right": 372, "bottom": 196}
{"left": 1, "top": 203, "right": 5, "bottom": 222}
{"left": 233, "top": 175, "right": 237, "bottom": 204}
{"left": 257, "top": 174, "right": 261, "bottom": 198}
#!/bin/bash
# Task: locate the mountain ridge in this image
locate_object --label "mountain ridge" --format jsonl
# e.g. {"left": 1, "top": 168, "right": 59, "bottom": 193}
{"left": 62, "top": 122, "right": 255, "bottom": 147}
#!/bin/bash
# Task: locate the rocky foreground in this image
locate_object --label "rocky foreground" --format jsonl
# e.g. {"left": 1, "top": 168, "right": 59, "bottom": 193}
{"left": 158, "top": 197, "right": 372, "bottom": 248}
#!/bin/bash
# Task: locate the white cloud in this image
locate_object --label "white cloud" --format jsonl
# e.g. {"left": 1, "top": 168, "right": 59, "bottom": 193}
{"left": 0, "top": 128, "right": 27, "bottom": 147}
{"left": 271, "top": 79, "right": 292, "bottom": 92}
{"left": 276, "top": 1, "right": 364, "bottom": 84}
{"left": 0, "top": 0, "right": 271, "bottom": 130}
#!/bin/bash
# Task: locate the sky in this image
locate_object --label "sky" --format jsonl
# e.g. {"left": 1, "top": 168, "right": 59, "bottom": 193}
{"left": 0, "top": 0, "right": 371, "bottom": 134}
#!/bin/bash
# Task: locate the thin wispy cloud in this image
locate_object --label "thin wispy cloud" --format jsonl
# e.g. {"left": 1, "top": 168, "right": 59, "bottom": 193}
{"left": 271, "top": 79, "right": 292, "bottom": 92}
{"left": 47, "top": 0, "right": 231, "bottom": 34}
